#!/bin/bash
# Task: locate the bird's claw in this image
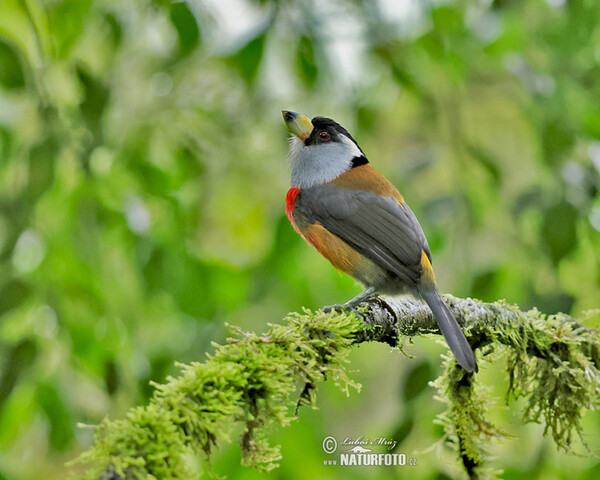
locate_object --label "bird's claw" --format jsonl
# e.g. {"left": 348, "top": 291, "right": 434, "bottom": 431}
{"left": 322, "top": 303, "right": 345, "bottom": 314}
{"left": 322, "top": 303, "right": 368, "bottom": 321}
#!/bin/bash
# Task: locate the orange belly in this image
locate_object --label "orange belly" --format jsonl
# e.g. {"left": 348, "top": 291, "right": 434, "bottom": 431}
{"left": 301, "top": 222, "right": 386, "bottom": 286}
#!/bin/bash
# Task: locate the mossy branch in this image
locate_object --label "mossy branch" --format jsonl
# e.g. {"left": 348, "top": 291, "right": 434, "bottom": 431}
{"left": 71, "top": 296, "right": 600, "bottom": 479}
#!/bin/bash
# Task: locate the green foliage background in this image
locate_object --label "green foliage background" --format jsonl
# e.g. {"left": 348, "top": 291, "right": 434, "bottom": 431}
{"left": 0, "top": 0, "right": 599, "bottom": 478}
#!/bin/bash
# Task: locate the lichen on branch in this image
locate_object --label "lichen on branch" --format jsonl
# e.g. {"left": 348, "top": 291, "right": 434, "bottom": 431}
{"left": 366, "top": 295, "right": 600, "bottom": 477}
{"left": 72, "top": 309, "right": 363, "bottom": 479}
{"left": 71, "top": 296, "right": 600, "bottom": 480}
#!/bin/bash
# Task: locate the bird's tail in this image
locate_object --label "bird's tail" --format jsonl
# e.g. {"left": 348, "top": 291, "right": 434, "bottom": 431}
{"left": 420, "top": 288, "right": 478, "bottom": 372}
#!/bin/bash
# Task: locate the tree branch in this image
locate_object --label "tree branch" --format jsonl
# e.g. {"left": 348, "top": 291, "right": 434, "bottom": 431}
{"left": 354, "top": 294, "right": 585, "bottom": 350}
{"left": 70, "top": 296, "right": 600, "bottom": 480}
{"left": 358, "top": 294, "right": 599, "bottom": 478}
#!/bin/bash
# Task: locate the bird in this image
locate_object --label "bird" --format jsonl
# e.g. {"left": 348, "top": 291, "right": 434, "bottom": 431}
{"left": 282, "top": 110, "right": 477, "bottom": 372}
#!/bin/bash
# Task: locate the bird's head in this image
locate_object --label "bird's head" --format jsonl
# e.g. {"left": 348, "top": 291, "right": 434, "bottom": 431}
{"left": 282, "top": 110, "right": 367, "bottom": 188}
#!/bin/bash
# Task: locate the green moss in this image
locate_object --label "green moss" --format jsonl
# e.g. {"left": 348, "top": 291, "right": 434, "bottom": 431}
{"left": 72, "top": 309, "right": 363, "bottom": 478}
{"left": 432, "top": 357, "right": 505, "bottom": 480}
{"left": 502, "top": 309, "right": 600, "bottom": 452}
{"left": 71, "top": 299, "right": 600, "bottom": 479}
{"left": 432, "top": 299, "right": 600, "bottom": 479}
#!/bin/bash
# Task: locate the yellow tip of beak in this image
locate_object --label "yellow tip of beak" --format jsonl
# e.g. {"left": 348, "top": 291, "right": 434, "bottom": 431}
{"left": 282, "top": 110, "right": 313, "bottom": 141}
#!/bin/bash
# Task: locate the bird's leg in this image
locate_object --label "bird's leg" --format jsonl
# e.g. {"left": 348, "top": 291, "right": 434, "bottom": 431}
{"left": 344, "top": 286, "right": 377, "bottom": 309}
{"left": 322, "top": 286, "right": 377, "bottom": 314}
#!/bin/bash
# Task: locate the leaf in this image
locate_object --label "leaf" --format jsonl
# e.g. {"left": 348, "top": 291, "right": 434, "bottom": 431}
{"left": 466, "top": 143, "right": 502, "bottom": 186}
{"left": 28, "top": 135, "right": 59, "bottom": 199}
{"left": 389, "top": 417, "right": 414, "bottom": 448}
{"left": 103, "top": 13, "right": 123, "bottom": 47}
{"left": 296, "top": 36, "right": 317, "bottom": 87}
{"left": 104, "top": 359, "right": 120, "bottom": 396}
{"left": 47, "top": 0, "right": 93, "bottom": 58}
{"left": 0, "top": 280, "right": 31, "bottom": 317}
{"left": 511, "top": 187, "right": 545, "bottom": 218}
{"left": 402, "top": 361, "right": 433, "bottom": 402}
{"left": 0, "top": 38, "right": 25, "bottom": 89}
{"left": 142, "top": 248, "right": 213, "bottom": 317}
{"left": 579, "top": 101, "right": 600, "bottom": 139}
{"left": 541, "top": 117, "right": 575, "bottom": 165}
{"left": 36, "top": 383, "right": 74, "bottom": 451}
{"left": 170, "top": 1, "right": 201, "bottom": 56}
{"left": 76, "top": 64, "right": 109, "bottom": 128}
{"left": 418, "top": 31, "right": 446, "bottom": 59}
{"left": 356, "top": 106, "right": 377, "bottom": 132}
{"left": 470, "top": 269, "right": 498, "bottom": 302}
{"left": 540, "top": 201, "right": 578, "bottom": 265}
{"left": 0, "top": 338, "right": 37, "bottom": 409}
{"left": 0, "top": 127, "right": 13, "bottom": 161}
{"left": 526, "top": 291, "right": 575, "bottom": 315}
{"left": 227, "top": 31, "right": 266, "bottom": 84}
{"left": 431, "top": 6, "right": 462, "bottom": 32}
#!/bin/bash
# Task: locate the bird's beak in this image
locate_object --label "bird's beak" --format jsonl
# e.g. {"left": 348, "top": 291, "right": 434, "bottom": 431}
{"left": 282, "top": 110, "right": 313, "bottom": 141}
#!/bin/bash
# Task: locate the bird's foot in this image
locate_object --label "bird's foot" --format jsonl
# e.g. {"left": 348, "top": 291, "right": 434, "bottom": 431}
{"left": 322, "top": 302, "right": 371, "bottom": 321}
{"left": 343, "top": 297, "right": 377, "bottom": 310}
{"left": 322, "top": 303, "right": 345, "bottom": 314}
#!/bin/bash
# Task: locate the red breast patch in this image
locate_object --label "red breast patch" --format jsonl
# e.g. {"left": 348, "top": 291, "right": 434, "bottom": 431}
{"left": 285, "top": 187, "right": 301, "bottom": 226}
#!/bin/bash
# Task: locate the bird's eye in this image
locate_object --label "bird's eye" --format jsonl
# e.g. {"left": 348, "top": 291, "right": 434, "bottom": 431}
{"left": 318, "top": 130, "right": 330, "bottom": 141}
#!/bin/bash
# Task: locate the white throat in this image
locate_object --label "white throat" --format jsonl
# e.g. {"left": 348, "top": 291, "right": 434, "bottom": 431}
{"left": 288, "top": 135, "right": 361, "bottom": 188}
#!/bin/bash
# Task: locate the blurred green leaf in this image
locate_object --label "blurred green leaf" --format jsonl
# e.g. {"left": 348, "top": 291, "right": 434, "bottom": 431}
{"left": 47, "top": 0, "right": 93, "bottom": 58}
{"left": 431, "top": 6, "right": 463, "bottom": 32}
{"left": 402, "top": 361, "right": 433, "bottom": 402}
{"left": 434, "top": 473, "right": 454, "bottom": 480}
{"left": 170, "top": 1, "right": 201, "bottom": 56}
{"left": 140, "top": 354, "right": 176, "bottom": 398}
{"left": 466, "top": 143, "right": 502, "bottom": 186}
{"left": 470, "top": 269, "right": 498, "bottom": 302}
{"left": 419, "top": 31, "right": 446, "bottom": 59}
{"left": 526, "top": 290, "right": 575, "bottom": 315}
{"left": 227, "top": 31, "right": 266, "bottom": 84}
{"left": 0, "top": 127, "right": 13, "bottom": 160}
{"left": 27, "top": 135, "right": 58, "bottom": 199}
{"left": 0, "top": 38, "right": 25, "bottom": 89}
{"left": 143, "top": 248, "right": 219, "bottom": 317}
{"left": 103, "top": 13, "right": 122, "bottom": 47}
{"left": 390, "top": 417, "right": 414, "bottom": 448}
{"left": 540, "top": 201, "right": 578, "bottom": 265}
{"left": 175, "top": 145, "right": 204, "bottom": 179}
{"left": 104, "top": 358, "right": 120, "bottom": 396}
{"left": 296, "top": 36, "right": 318, "bottom": 87}
{"left": 512, "top": 187, "right": 545, "bottom": 218}
{"left": 356, "top": 106, "right": 377, "bottom": 133}
{"left": 0, "top": 280, "right": 31, "bottom": 317}
{"left": 580, "top": 102, "right": 600, "bottom": 139}
{"left": 491, "top": 0, "right": 518, "bottom": 10}
{"left": 36, "top": 383, "right": 74, "bottom": 451}
{"left": 77, "top": 65, "right": 109, "bottom": 129}
{"left": 541, "top": 117, "right": 575, "bottom": 165}
{"left": 0, "top": 338, "right": 37, "bottom": 409}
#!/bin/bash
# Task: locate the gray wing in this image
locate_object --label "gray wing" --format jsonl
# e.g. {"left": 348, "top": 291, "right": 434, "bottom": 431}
{"left": 296, "top": 185, "right": 430, "bottom": 285}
